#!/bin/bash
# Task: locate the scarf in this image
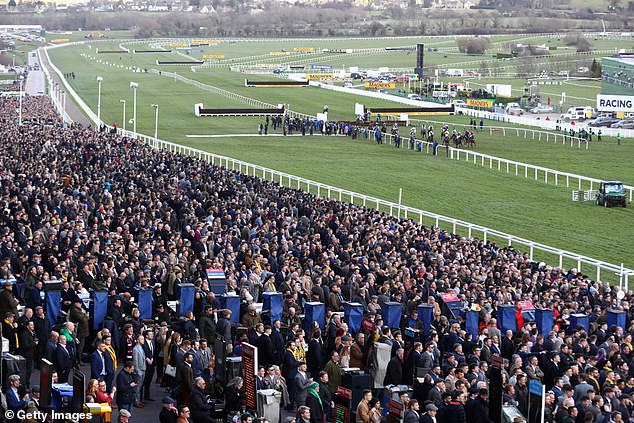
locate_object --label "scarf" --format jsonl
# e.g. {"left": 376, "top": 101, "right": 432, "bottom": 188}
{"left": 308, "top": 382, "right": 322, "bottom": 408}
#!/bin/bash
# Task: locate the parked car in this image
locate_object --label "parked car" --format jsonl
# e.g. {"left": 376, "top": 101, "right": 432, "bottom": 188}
{"left": 407, "top": 94, "right": 422, "bottom": 101}
{"left": 452, "top": 99, "right": 467, "bottom": 107}
{"left": 529, "top": 104, "right": 554, "bottom": 114}
{"left": 596, "top": 181, "right": 626, "bottom": 208}
{"left": 587, "top": 117, "right": 620, "bottom": 127}
{"left": 610, "top": 120, "right": 634, "bottom": 129}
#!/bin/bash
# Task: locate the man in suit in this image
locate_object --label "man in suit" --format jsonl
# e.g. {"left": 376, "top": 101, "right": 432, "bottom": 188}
{"left": 419, "top": 342, "right": 436, "bottom": 369}
{"left": 216, "top": 310, "right": 232, "bottom": 343}
{"left": 404, "top": 342, "right": 423, "bottom": 386}
{"left": 256, "top": 366, "right": 268, "bottom": 390}
{"left": 501, "top": 330, "right": 515, "bottom": 360}
{"left": 55, "top": 335, "right": 73, "bottom": 383}
{"left": 403, "top": 399, "right": 421, "bottom": 423}
{"left": 384, "top": 348, "right": 404, "bottom": 386}
{"left": 33, "top": 306, "right": 50, "bottom": 366}
{"left": 307, "top": 331, "right": 327, "bottom": 378}
{"left": 132, "top": 335, "right": 147, "bottom": 407}
{"left": 18, "top": 320, "right": 37, "bottom": 388}
{"left": 116, "top": 362, "right": 138, "bottom": 412}
{"left": 92, "top": 341, "right": 115, "bottom": 392}
{"left": 179, "top": 352, "right": 195, "bottom": 407}
{"left": 257, "top": 325, "right": 275, "bottom": 369}
{"left": 271, "top": 320, "right": 285, "bottom": 365}
{"left": 524, "top": 355, "right": 544, "bottom": 382}
{"left": 294, "top": 362, "right": 312, "bottom": 407}
{"left": 6, "top": 374, "right": 28, "bottom": 422}
{"left": 142, "top": 329, "right": 156, "bottom": 402}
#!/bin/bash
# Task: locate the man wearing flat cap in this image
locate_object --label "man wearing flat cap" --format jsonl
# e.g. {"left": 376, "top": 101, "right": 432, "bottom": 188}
{"left": 0, "top": 281, "right": 18, "bottom": 318}
{"left": 420, "top": 404, "right": 437, "bottom": 423}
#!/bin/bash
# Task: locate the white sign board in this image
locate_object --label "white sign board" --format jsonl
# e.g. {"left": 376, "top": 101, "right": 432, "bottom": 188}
{"left": 355, "top": 103, "right": 365, "bottom": 116}
{"left": 486, "top": 84, "right": 512, "bottom": 97}
{"left": 597, "top": 94, "right": 634, "bottom": 111}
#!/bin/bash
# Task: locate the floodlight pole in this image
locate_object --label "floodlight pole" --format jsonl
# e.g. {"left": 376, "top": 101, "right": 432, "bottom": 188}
{"left": 18, "top": 75, "right": 24, "bottom": 126}
{"left": 120, "top": 99, "right": 126, "bottom": 132}
{"left": 151, "top": 103, "right": 159, "bottom": 146}
{"left": 62, "top": 91, "right": 66, "bottom": 124}
{"left": 96, "top": 76, "right": 103, "bottom": 131}
{"left": 130, "top": 82, "right": 138, "bottom": 136}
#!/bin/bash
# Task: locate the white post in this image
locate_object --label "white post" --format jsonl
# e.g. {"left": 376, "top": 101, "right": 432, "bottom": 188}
{"left": 62, "top": 91, "right": 66, "bottom": 122}
{"left": 120, "top": 99, "right": 126, "bottom": 131}
{"left": 152, "top": 104, "right": 159, "bottom": 146}
{"left": 130, "top": 82, "right": 138, "bottom": 135}
{"left": 397, "top": 188, "right": 403, "bottom": 219}
{"left": 96, "top": 76, "right": 103, "bottom": 130}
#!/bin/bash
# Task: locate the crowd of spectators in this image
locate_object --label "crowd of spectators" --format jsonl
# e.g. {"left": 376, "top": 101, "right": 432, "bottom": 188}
{"left": 1, "top": 94, "right": 634, "bottom": 423}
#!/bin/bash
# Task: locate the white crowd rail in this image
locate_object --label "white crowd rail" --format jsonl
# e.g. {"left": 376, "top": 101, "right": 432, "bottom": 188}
{"left": 110, "top": 127, "right": 633, "bottom": 286}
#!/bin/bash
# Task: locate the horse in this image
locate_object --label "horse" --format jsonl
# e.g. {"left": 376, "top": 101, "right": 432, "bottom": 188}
{"left": 453, "top": 134, "right": 463, "bottom": 148}
{"left": 464, "top": 131, "right": 476, "bottom": 148}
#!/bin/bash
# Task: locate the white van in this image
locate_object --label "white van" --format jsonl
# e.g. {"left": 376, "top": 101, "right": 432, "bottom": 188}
{"left": 560, "top": 106, "right": 595, "bottom": 122}
{"left": 505, "top": 102, "right": 523, "bottom": 116}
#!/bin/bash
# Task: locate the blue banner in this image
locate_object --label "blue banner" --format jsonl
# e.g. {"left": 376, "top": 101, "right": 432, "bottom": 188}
{"left": 382, "top": 302, "right": 402, "bottom": 329}
{"left": 529, "top": 379, "right": 543, "bottom": 396}
{"left": 46, "top": 290, "right": 61, "bottom": 326}
{"left": 304, "top": 302, "right": 325, "bottom": 333}
{"left": 344, "top": 302, "right": 364, "bottom": 335}
{"left": 137, "top": 289, "right": 153, "bottom": 320}
{"left": 179, "top": 283, "right": 195, "bottom": 317}
{"left": 92, "top": 290, "right": 108, "bottom": 330}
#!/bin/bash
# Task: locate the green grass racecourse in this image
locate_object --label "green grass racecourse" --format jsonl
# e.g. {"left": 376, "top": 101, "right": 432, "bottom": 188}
{"left": 47, "top": 36, "right": 634, "bottom": 276}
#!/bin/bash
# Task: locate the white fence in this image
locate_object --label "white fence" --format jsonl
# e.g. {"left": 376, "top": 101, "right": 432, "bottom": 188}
{"left": 368, "top": 127, "right": 634, "bottom": 202}
{"left": 39, "top": 44, "right": 634, "bottom": 285}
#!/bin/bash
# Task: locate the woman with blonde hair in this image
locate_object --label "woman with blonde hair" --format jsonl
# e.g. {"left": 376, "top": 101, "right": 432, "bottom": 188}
{"left": 86, "top": 378, "right": 99, "bottom": 400}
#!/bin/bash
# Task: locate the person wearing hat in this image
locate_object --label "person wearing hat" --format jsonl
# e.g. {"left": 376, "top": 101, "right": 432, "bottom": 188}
{"left": 159, "top": 396, "right": 178, "bottom": 423}
{"left": 0, "top": 280, "right": 18, "bottom": 319}
{"left": 420, "top": 403, "right": 438, "bottom": 423}
{"left": 198, "top": 306, "right": 216, "bottom": 345}
{"left": 117, "top": 409, "right": 132, "bottom": 423}
{"left": 242, "top": 303, "right": 262, "bottom": 329}
{"left": 305, "top": 381, "right": 324, "bottom": 423}
{"left": 2, "top": 312, "right": 18, "bottom": 354}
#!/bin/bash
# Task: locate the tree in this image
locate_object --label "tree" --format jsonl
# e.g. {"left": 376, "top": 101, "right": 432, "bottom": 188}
{"left": 456, "top": 37, "right": 491, "bottom": 54}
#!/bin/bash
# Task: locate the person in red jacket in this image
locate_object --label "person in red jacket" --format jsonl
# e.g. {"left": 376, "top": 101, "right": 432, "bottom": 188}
{"left": 515, "top": 304, "right": 525, "bottom": 332}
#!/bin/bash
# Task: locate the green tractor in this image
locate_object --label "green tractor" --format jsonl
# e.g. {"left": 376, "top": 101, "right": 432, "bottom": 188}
{"left": 596, "top": 181, "right": 627, "bottom": 208}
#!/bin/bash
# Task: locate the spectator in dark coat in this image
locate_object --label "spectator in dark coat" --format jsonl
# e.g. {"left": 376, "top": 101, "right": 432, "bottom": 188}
{"left": 54, "top": 336, "right": 73, "bottom": 383}
{"left": 190, "top": 378, "right": 213, "bottom": 423}
{"left": 116, "top": 362, "right": 138, "bottom": 412}
{"left": 384, "top": 348, "right": 404, "bottom": 386}
{"left": 445, "top": 391, "right": 467, "bottom": 423}
{"left": 257, "top": 326, "right": 275, "bottom": 369}
{"left": 307, "top": 331, "right": 327, "bottom": 378}
{"left": 216, "top": 310, "right": 232, "bottom": 343}
{"left": 465, "top": 389, "right": 489, "bottom": 423}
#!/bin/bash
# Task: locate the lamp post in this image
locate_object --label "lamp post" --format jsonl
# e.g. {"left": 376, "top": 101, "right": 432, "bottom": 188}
{"left": 119, "top": 99, "right": 126, "bottom": 131}
{"left": 18, "top": 75, "right": 24, "bottom": 126}
{"left": 96, "top": 76, "right": 103, "bottom": 131}
{"left": 151, "top": 103, "right": 159, "bottom": 146}
{"left": 62, "top": 91, "right": 66, "bottom": 124}
{"left": 130, "top": 82, "right": 138, "bottom": 136}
